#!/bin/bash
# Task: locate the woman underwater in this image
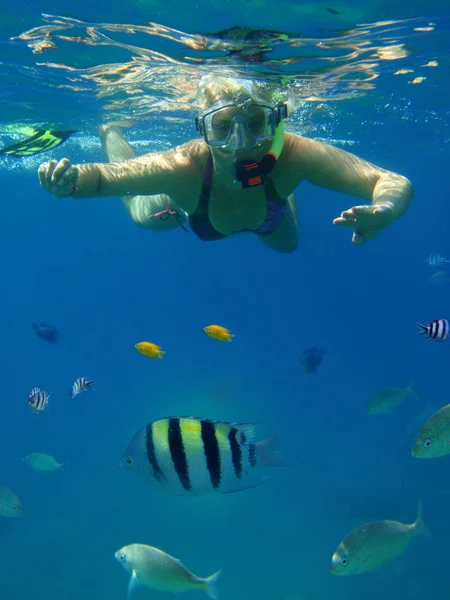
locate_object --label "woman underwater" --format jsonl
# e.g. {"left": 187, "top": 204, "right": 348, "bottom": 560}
{"left": 38, "top": 73, "right": 413, "bottom": 253}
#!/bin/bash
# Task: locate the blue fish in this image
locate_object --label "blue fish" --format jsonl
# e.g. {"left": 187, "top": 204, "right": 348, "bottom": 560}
{"left": 31, "top": 323, "right": 60, "bottom": 344}
{"left": 300, "top": 346, "right": 326, "bottom": 374}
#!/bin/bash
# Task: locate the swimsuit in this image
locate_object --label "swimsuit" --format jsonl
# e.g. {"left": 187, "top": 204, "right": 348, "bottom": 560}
{"left": 188, "top": 153, "right": 287, "bottom": 241}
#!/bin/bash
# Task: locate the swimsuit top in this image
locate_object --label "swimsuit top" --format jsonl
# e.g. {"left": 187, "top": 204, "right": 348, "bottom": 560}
{"left": 188, "top": 153, "right": 287, "bottom": 241}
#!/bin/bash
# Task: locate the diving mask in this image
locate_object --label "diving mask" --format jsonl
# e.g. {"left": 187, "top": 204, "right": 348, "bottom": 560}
{"left": 195, "top": 102, "right": 287, "bottom": 149}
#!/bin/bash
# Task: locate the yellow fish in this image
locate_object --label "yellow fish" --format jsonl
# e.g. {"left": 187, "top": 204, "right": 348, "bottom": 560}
{"left": 135, "top": 341, "right": 165, "bottom": 359}
{"left": 203, "top": 325, "right": 235, "bottom": 342}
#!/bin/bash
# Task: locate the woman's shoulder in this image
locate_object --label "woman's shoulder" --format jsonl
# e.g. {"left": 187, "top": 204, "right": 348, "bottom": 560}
{"left": 169, "top": 139, "right": 210, "bottom": 168}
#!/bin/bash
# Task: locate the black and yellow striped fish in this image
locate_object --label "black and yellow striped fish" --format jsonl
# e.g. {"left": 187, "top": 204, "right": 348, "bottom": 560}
{"left": 0, "top": 129, "right": 76, "bottom": 157}
{"left": 121, "top": 417, "right": 281, "bottom": 495}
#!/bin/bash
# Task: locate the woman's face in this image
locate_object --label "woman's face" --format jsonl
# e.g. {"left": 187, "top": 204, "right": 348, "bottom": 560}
{"left": 200, "top": 98, "right": 275, "bottom": 162}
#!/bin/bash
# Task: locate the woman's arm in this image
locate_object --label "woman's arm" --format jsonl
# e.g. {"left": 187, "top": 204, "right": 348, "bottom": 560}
{"left": 286, "top": 134, "right": 414, "bottom": 244}
{"left": 38, "top": 141, "right": 201, "bottom": 212}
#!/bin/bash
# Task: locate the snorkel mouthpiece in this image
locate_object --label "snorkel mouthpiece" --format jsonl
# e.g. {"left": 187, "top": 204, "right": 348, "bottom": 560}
{"left": 235, "top": 121, "right": 284, "bottom": 189}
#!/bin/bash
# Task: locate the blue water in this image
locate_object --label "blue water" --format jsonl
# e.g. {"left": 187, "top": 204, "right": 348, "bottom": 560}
{"left": 1, "top": 2, "right": 450, "bottom": 600}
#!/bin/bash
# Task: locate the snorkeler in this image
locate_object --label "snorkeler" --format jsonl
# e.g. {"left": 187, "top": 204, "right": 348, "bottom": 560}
{"left": 37, "top": 73, "right": 413, "bottom": 254}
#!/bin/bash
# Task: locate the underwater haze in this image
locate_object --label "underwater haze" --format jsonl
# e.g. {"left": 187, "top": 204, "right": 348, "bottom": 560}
{"left": 1, "top": 1, "right": 450, "bottom": 600}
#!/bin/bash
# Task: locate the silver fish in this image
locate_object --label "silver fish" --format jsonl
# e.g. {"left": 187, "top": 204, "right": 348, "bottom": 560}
{"left": 115, "top": 543, "right": 221, "bottom": 599}
{"left": 412, "top": 403, "right": 450, "bottom": 458}
{"left": 22, "top": 453, "right": 63, "bottom": 472}
{"left": 0, "top": 487, "right": 24, "bottom": 518}
{"left": 330, "top": 504, "right": 428, "bottom": 575}
{"left": 429, "top": 270, "right": 450, "bottom": 285}
{"left": 367, "top": 383, "right": 417, "bottom": 415}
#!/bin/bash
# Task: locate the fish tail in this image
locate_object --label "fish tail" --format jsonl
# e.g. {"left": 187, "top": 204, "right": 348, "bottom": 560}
{"left": 413, "top": 500, "right": 431, "bottom": 537}
{"left": 256, "top": 430, "right": 289, "bottom": 467}
{"left": 415, "top": 322, "right": 428, "bottom": 336}
{"left": 157, "top": 350, "right": 166, "bottom": 359}
{"left": 204, "top": 569, "right": 222, "bottom": 600}
{"left": 226, "top": 334, "right": 235, "bottom": 342}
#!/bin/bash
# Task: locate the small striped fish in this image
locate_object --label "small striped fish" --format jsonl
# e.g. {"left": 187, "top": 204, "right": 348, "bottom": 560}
{"left": 69, "top": 376, "right": 97, "bottom": 399}
{"left": 416, "top": 319, "right": 450, "bottom": 341}
{"left": 28, "top": 386, "right": 40, "bottom": 399}
{"left": 28, "top": 388, "right": 50, "bottom": 413}
{"left": 121, "top": 416, "right": 282, "bottom": 495}
{"left": 425, "top": 253, "right": 450, "bottom": 267}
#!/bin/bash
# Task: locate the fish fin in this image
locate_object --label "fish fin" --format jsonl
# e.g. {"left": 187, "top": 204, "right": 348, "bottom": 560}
{"left": 157, "top": 350, "right": 166, "bottom": 359}
{"left": 257, "top": 430, "right": 289, "bottom": 467}
{"left": 127, "top": 572, "right": 142, "bottom": 600}
{"left": 226, "top": 334, "right": 235, "bottom": 342}
{"left": 232, "top": 423, "right": 258, "bottom": 441}
{"left": 415, "top": 323, "right": 428, "bottom": 336}
{"left": 414, "top": 500, "right": 431, "bottom": 537}
{"left": 222, "top": 476, "right": 270, "bottom": 494}
{"left": 204, "top": 569, "right": 222, "bottom": 600}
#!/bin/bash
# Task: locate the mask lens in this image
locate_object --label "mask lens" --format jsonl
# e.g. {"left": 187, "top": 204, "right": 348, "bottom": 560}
{"left": 202, "top": 104, "right": 275, "bottom": 147}
{"left": 246, "top": 106, "right": 267, "bottom": 137}
{"left": 209, "top": 106, "right": 239, "bottom": 143}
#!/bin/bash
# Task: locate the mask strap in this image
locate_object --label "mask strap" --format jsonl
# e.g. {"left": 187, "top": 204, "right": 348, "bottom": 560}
{"left": 235, "top": 121, "right": 284, "bottom": 189}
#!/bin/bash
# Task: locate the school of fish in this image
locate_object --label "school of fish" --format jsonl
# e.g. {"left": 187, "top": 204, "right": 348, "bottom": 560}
{"left": 5, "top": 290, "right": 450, "bottom": 600}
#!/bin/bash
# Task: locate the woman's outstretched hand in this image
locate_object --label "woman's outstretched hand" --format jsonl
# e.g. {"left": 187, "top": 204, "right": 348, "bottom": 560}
{"left": 38, "top": 158, "right": 79, "bottom": 198}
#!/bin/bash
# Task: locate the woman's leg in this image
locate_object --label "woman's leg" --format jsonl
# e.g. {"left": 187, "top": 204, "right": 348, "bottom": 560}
{"left": 256, "top": 194, "right": 299, "bottom": 253}
{"left": 99, "top": 123, "right": 186, "bottom": 232}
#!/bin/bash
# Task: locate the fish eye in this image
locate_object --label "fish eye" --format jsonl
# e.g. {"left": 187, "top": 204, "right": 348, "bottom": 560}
{"left": 424, "top": 439, "right": 432, "bottom": 448}
{"left": 125, "top": 457, "right": 133, "bottom": 466}
{"left": 120, "top": 554, "right": 126, "bottom": 561}
{"left": 13, "top": 505, "right": 19, "bottom": 511}
{"left": 340, "top": 557, "right": 349, "bottom": 566}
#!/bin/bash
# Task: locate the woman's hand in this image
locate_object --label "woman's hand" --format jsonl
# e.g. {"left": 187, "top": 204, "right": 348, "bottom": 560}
{"left": 38, "top": 158, "right": 79, "bottom": 198}
{"left": 333, "top": 202, "right": 395, "bottom": 245}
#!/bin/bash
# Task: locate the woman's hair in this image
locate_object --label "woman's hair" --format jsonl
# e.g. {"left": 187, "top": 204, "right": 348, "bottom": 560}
{"left": 196, "top": 72, "right": 278, "bottom": 111}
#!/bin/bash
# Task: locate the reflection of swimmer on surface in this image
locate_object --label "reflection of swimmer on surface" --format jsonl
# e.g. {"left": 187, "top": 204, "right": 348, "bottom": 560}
{"left": 300, "top": 346, "right": 326, "bottom": 374}
{"left": 200, "top": 25, "right": 292, "bottom": 63}
{"left": 38, "top": 73, "right": 414, "bottom": 254}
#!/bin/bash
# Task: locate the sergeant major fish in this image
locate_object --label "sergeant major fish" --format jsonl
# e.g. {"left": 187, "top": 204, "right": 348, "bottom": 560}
{"left": 412, "top": 403, "right": 450, "bottom": 458}
{"left": 121, "top": 416, "right": 282, "bottom": 495}
{"left": 28, "top": 388, "right": 50, "bottom": 413}
{"left": 0, "top": 487, "right": 24, "bottom": 518}
{"left": 69, "top": 376, "right": 97, "bottom": 399}
{"left": 330, "top": 503, "right": 428, "bottom": 575}
{"left": 416, "top": 318, "right": 450, "bottom": 341}
{"left": 115, "top": 543, "right": 221, "bottom": 599}
{"left": 367, "top": 382, "right": 418, "bottom": 415}
{"left": 425, "top": 253, "right": 450, "bottom": 267}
